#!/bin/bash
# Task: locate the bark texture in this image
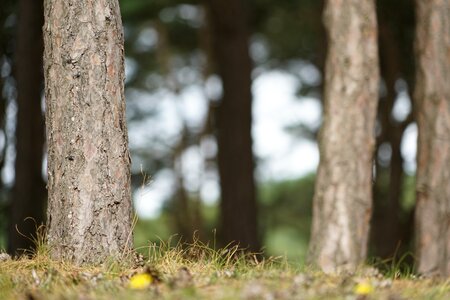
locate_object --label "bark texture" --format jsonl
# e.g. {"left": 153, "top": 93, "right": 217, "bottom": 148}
{"left": 208, "top": 0, "right": 260, "bottom": 251}
{"left": 43, "top": 0, "right": 133, "bottom": 264}
{"left": 414, "top": 0, "right": 450, "bottom": 276}
{"left": 307, "top": 0, "right": 379, "bottom": 272}
{"left": 8, "top": 0, "right": 46, "bottom": 255}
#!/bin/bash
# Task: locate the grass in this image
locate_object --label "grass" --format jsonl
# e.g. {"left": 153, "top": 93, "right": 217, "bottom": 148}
{"left": 0, "top": 238, "right": 449, "bottom": 300}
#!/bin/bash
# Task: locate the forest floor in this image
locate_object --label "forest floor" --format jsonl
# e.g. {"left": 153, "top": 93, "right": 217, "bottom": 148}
{"left": 0, "top": 241, "right": 449, "bottom": 300}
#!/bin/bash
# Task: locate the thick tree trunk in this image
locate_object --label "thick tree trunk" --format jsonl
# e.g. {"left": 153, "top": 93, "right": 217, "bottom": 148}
{"left": 43, "top": 0, "right": 133, "bottom": 264}
{"left": 207, "top": 0, "right": 260, "bottom": 252}
{"left": 414, "top": 0, "right": 450, "bottom": 276}
{"left": 307, "top": 0, "right": 379, "bottom": 272}
{"left": 7, "top": 0, "right": 46, "bottom": 255}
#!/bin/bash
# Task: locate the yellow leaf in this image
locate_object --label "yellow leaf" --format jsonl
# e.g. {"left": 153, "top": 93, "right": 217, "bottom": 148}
{"left": 354, "top": 281, "right": 374, "bottom": 295}
{"left": 129, "top": 273, "right": 153, "bottom": 289}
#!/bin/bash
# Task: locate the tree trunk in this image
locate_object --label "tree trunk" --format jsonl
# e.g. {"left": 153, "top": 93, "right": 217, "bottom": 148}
{"left": 0, "top": 15, "right": 9, "bottom": 178}
{"left": 371, "top": 20, "right": 404, "bottom": 260}
{"left": 7, "top": 0, "right": 46, "bottom": 256}
{"left": 172, "top": 152, "right": 194, "bottom": 241}
{"left": 43, "top": 0, "right": 133, "bottom": 264}
{"left": 207, "top": 0, "right": 260, "bottom": 252}
{"left": 414, "top": 0, "right": 450, "bottom": 276}
{"left": 307, "top": 0, "right": 379, "bottom": 272}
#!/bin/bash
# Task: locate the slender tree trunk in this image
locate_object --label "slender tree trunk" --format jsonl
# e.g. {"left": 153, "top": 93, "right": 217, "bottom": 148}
{"left": 207, "top": 0, "right": 260, "bottom": 252}
{"left": 307, "top": 0, "right": 379, "bottom": 272}
{"left": 172, "top": 150, "right": 194, "bottom": 241}
{"left": 43, "top": 0, "right": 133, "bottom": 264}
{"left": 371, "top": 0, "right": 416, "bottom": 262}
{"left": 0, "top": 3, "right": 13, "bottom": 246}
{"left": 0, "top": 72, "right": 7, "bottom": 175}
{"left": 371, "top": 21, "right": 403, "bottom": 259}
{"left": 414, "top": 0, "right": 450, "bottom": 276}
{"left": 7, "top": 0, "right": 46, "bottom": 256}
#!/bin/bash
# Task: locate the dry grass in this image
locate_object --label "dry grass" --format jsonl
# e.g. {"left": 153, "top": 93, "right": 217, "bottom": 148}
{"left": 0, "top": 238, "right": 449, "bottom": 300}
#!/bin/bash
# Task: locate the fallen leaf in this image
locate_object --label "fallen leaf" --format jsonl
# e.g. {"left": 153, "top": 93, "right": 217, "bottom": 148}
{"left": 354, "top": 281, "right": 374, "bottom": 295}
{"left": 129, "top": 273, "right": 153, "bottom": 290}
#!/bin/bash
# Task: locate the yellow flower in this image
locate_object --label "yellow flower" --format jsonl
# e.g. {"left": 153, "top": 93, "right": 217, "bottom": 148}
{"left": 129, "top": 273, "right": 153, "bottom": 289}
{"left": 354, "top": 281, "right": 374, "bottom": 295}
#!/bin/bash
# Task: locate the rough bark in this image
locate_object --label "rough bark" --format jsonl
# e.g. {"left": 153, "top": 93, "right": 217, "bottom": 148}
{"left": 43, "top": 0, "right": 133, "bottom": 264}
{"left": 207, "top": 0, "right": 260, "bottom": 252}
{"left": 307, "top": 0, "right": 379, "bottom": 272}
{"left": 414, "top": 0, "right": 450, "bottom": 276}
{"left": 7, "top": 0, "right": 46, "bottom": 255}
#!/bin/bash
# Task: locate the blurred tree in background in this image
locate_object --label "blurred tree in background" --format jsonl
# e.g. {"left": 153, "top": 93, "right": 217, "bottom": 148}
{"left": 207, "top": 0, "right": 259, "bottom": 251}
{"left": 371, "top": 0, "right": 416, "bottom": 262}
{"left": 0, "top": 0, "right": 46, "bottom": 254}
{"left": 0, "top": 0, "right": 15, "bottom": 248}
{"left": 7, "top": 0, "right": 46, "bottom": 256}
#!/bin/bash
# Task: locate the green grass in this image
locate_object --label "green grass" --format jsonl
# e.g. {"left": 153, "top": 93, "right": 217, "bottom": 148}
{"left": 1, "top": 239, "right": 449, "bottom": 300}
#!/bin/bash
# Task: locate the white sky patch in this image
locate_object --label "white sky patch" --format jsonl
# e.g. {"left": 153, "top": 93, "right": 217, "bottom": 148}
{"left": 253, "top": 71, "right": 298, "bottom": 156}
{"left": 200, "top": 170, "right": 220, "bottom": 205}
{"left": 126, "top": 88, "right": 159, "bottom": 115}
{"left": 157, "top": 93, "right": 184, "bottom": 134}
{"left": 159, "top": 5, "right": 203, "bottom": 27}
{"left": 204, "top": 75, "right": 223, "bottom": 101}
{"left": 295, "top": 98, "right": 322, "bottom": 127}
{"left": 125, "top": 57, "right": 137, "bottom": 84}
{"left": 401, "top": 123, "right": 418, "bottom": 175}
{"left": 0, "top": 131, "right": 5, "bottom": 153}
{"left": 253, "top": 71, "right": 320, "bottom": 180}
{"left": 298, "top": 63, "right": 322, "bottom": 86}
{"left": 181, "top": 146, "right": 203, "bottom": 193}
{"left": 135, "top": 27, "right": 158, "bottom": 52}
{"left": 250, "top": 36, "right": 269, "bottom": 63}
{"left": 179, "top": 85, "right": 207, "bottom": 129}
{"left": 128, "top": 90, "right": 183, "bottom": 150}
{"left": 392, "top": 92, "right": 412, "bottom": 122}
{"left": 134, "top": 169, "right": 175, "bottom": 218}
{"left": 1, "top": 99, "right": 17, "bottom": 186}
{"left": 200, "top": 135, "right": 217, "bottom": 159}
{"left": 258, "top": 140, "right": 319, "bottom": 180}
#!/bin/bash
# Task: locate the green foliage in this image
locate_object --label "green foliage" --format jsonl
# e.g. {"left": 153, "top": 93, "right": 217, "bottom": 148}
{"left": 258, "top": 174, "right": 315, "bottom": 262}
{"left": 368, "top": 251, "right": 417, "bottom": 280}
{"left": 250, "top": 0, "right": 324, "bottom": 65}
{"left": 134, "top": 174, "right": 316, "bottom": 261}
{"left": 401, "top": 175, "right": 415, "bottom": 211}
{"left": 133, "top": 214, "right": 174, "bottom": 252}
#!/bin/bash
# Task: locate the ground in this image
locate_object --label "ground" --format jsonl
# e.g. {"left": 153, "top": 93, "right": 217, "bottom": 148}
{"left": 0, "top": 242, "right": 448, "bottom": 300}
